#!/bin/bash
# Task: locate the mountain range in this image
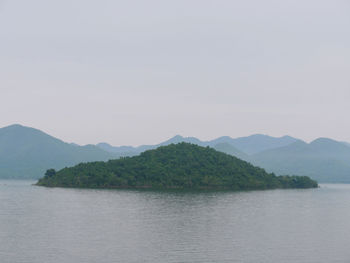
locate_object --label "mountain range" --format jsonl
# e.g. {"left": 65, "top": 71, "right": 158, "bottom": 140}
{"left": 97, "top": 134, "right": 297, "bottom": 155}
{"left": 0, "top": 124, "right": 118, "bottom": 179}
{"left": 1, "top": 124, "right": 350, "bottom": 182}
{"left": 252, "top": 138, "right": 350, "bottom": 183}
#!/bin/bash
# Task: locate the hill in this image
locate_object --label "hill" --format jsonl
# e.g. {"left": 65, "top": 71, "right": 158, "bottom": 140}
{"left": 0, "top": 124, "right": 117, "bottom": 179}
{"left": 251, "top": 138, "right": 350, "bottom": 182}
{"left": 36, "top": 143, "right": 317, "bottom": 190}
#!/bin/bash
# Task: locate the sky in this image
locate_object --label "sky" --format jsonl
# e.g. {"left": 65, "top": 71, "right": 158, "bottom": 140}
{"left": 1, "top": 0, "right": 349, "bottom": 146}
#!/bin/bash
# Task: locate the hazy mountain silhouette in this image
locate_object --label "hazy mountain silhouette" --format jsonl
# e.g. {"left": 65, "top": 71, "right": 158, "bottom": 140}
{"left": 251, "top": 138, "right": 350, "bottom": 182}
{"left": 227, "top": 134, "right": 298, "bottom": 155}
{"left": 97, "top": 143, "right": 138, "bottom": 156}
{"left": 98, "top": 134, "right": 298, "bottom": 156}
{"left": 0, "top": 124, "right": 117, "bottom": 179}
{"left": 342, "top": 141, "right": 350, "bottom": 147}
{"left": 98, "top": 135, "right": 206, "bottom": 155}
{"left": 212, "top": 143, "right": 249, "bottom": 161}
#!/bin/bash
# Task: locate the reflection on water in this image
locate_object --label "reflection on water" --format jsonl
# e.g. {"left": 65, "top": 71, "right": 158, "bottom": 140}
{"left": 0, "top": 181, "right": 349, "bottom": 263}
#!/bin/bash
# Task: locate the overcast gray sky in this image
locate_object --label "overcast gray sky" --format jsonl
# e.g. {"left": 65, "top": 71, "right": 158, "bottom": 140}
{"left": 1, "top": 0, "right": 349, "bottom": 146}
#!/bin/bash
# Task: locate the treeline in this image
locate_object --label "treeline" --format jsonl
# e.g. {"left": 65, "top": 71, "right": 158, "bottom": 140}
{"left": 37, "top": 143, "right": 318, "bottom": 190}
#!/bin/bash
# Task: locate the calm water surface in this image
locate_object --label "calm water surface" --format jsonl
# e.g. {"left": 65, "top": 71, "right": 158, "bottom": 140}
{"left": 1, "top": 180, "right": 350, "bottom": 263}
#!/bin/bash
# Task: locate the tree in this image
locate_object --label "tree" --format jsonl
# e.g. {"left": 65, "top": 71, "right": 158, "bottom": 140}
{"left": 45, "top": 169, "right": 56, "bottom": 177}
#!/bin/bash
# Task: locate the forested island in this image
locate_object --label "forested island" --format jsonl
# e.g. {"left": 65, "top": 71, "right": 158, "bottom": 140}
{"left": 37, "top": 143, "right": 318, "bottom": 190}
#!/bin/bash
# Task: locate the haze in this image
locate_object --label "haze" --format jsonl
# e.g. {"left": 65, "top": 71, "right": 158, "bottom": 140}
{"left": 1, "top": 0, "right": 349, "bottom": 146}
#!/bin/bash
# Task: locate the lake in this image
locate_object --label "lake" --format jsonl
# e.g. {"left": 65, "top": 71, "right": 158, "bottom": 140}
{"left": 0, "top": 180, "right": 349, "bottom": 263}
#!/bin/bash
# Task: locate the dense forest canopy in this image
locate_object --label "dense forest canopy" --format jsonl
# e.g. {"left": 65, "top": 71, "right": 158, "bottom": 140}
{"left": 37, "top": 143, "right": 318, "bottom": 190}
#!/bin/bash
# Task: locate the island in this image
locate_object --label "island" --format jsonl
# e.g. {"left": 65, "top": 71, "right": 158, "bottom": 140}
{"left": 36, "top": 143, "right": 318, "bottom": 190}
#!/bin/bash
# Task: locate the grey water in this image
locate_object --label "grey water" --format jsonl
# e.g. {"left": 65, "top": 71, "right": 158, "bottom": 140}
{"left": 1, "top": 181, "right": 350, "bottom": 263}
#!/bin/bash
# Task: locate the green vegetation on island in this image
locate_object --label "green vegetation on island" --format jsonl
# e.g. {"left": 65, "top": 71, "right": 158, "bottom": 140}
{"left": 37, "top": 143, "right": 318, "bottom": 190}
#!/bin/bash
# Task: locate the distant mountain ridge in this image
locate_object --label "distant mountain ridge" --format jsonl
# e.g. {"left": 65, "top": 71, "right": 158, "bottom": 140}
{"left": 224, "top": 134, "right": 298, "bottom": 155}
{"left": 97, "top": 135, "right": 205, "bottom": 154}
{"left": 0, "top": 124, "right": 118, "bottom": 179}
{"left": 251, "top": 138, "right": 350, "bottom": 182}
{"left": 97, "top": 134, "right": 298, "bottom": 156}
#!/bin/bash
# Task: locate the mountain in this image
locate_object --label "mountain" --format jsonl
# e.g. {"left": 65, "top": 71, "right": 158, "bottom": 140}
{"left": 36, "top": 143, "right": 317, "bottom": 190}
{"left": 160, "top": 135, "right": 204, "bottom": 146}
{"left": 98, "top": 135, "right": 206, "bottom": 155}
{"left": 0, "top": 124, "right": 117, "bottom": 179}
{"left": 97, "top": 143, "right": 138, "bottom": 156}
{"left": 342, "top": 141, "right": 350, "bottom": 147}
{"left": 227, "top": 134, "right": 298, "bottom": 155}
{"left": 205, "top": 136, "right": 236, "bottom": 147}
{"left": 212, "top": 143, "right": 250, "bottom": 161}
{"left": 98, "top": 134, "right": 298, "bottom": 156}
{"left": 251, "top": 138, "right": 350, "bottom": 183}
